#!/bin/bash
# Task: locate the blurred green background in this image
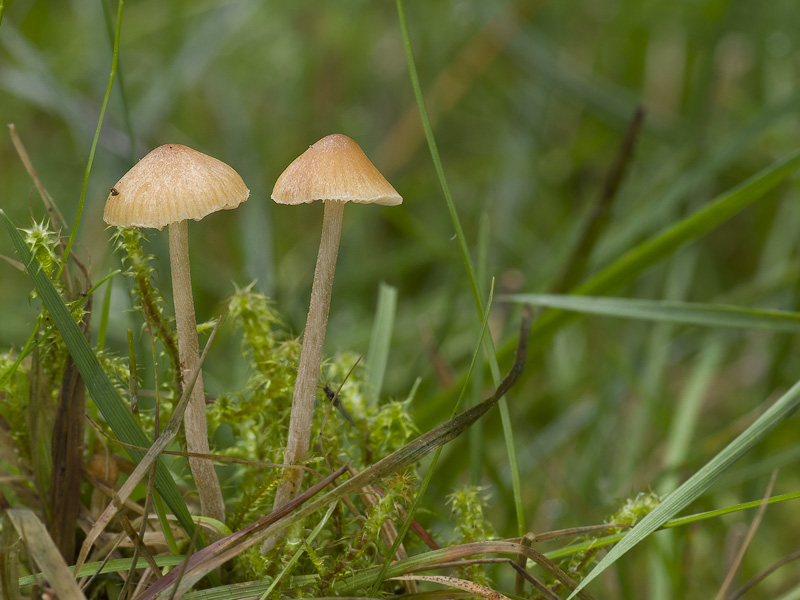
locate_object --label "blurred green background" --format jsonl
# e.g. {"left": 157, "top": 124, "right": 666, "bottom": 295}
{"left": 3, "top": 0, "right": 800, "bottom": 596}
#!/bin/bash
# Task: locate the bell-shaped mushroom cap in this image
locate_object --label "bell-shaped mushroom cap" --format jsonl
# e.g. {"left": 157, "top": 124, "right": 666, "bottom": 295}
{"left": 272, "top": 134, "right": 402, "bottom": 207}
{"left": 104, "top": 144, "right": 250, "bottom": 230}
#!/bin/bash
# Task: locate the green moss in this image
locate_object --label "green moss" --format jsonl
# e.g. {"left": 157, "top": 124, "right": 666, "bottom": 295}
{"left": 447, "top": 485, "right": 496, "bottom": 586}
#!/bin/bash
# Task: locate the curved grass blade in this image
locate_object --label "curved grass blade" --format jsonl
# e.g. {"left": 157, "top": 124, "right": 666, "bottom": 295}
{"left": 504, "top": 294, "right": 800, "bottom": 332}
{"left": 567, "top": 377, "right": 800, "bottom": 598}
{"left": 2, "top": 211, "right": 196, "bottom": 539}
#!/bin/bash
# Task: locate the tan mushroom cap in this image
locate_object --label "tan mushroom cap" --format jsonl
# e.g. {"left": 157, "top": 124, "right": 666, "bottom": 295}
{"left": 104, "top": 144, "right": 250, "bottom": 230}
{"left": 271, "top": 134, "right": 402, "bottom": 206}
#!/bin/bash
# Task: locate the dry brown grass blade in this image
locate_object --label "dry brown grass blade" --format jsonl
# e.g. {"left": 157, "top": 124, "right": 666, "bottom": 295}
{"left": 715, "top": 469, "right": 778, "bottom": 600}
{"left": 512, "top": 524, "right": 629, "bottom": 595}
{"left": 8, "top": 124, "right": 67, "bottom": 231}
{"left": 120, "top": 459, "right": 161, "bottom": 599}
{"left": 420, "top": 540, "right": 596, "bottom": 600}
{"left": 548, "top": 106, "right": 646, "bottom": 294}
{"left": 0, "top": 255, "right": 26, "bottom": 271}
{"left": 107, "top": 496, "right": 162, "bottom": 580}
{"left": 74, "top": 318, "right": 221, "bottom": 575}
{"left": 5, "top": 509, "right": 86, "bottom": 600}
{"left": 390, "top": 574, "right": 511, "bottom": 600}
{"left": 397, "top": 558, "right": 560, "bottom": 600}
{"left": 726, "top": 549, "right": 800, "bottom": 600}
{"left": 48, "top": 354, "right": 87, "bottom": 559}
{"left": 331, "top": 538, "right": 595, "bottom": 600}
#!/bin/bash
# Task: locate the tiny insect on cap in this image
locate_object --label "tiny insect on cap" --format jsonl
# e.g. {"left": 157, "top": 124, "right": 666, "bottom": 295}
{"left": 104, "top": 144, "right": 250, "bottom": 230}
{"left": 271, "top": 134, "right": 402, "bottom": 207}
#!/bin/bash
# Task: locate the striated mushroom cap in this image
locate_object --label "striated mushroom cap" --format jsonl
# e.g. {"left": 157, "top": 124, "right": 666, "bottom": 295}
{"left": 104, "top": 144, "right": 250, "bottom": 230}
{"left": 271, "top": 134, "right": 402, "bottom": 207}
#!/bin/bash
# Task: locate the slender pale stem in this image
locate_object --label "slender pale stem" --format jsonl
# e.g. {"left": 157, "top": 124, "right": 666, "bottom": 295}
{"left": 274, "top": 200, "right": 345, "bottom": 509}
{"left": 168, "top": 220, "right": 225, "bottom": 524}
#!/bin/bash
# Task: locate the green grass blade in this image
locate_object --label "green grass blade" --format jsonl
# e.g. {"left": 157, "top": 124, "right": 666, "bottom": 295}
{"left": 365, "top": 281, "right": 397, "bottom": 403}
{"left": 504, "top": 294, "right": 800, "bottom": 332}
{"left": 395, "top": 0, "right": 525, "bottom": 536}
{"left": 470, "top": 213, "right": 490, "bottom": 485}
{"left": 18, "top": 555, "right": 185, "bottom": 588}
{"left": 567, "top": 377, "right": 800, "bottom": 598}
{"left": 2, "top": 211, "right": 196, "bottom": 539}
{"left": 59, "top": 0, "right": 124, "bottom": 277}
{"left": 488, "top": 148, "right": 800, "bottom": 364}
{"left": 95, "top": 268, "right": 114, "bottom": 348}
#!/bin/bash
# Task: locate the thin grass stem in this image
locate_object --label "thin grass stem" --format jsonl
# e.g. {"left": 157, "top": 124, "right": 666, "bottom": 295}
{"left": 59, "top": 0, "right": 124, "bottom": 278}
{"left": 395, "top": 0, "right": 525, "bottom": 539}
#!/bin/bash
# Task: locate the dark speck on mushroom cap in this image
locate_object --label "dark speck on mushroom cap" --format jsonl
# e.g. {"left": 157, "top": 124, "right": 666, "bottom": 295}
{"left": 272, "top": 134, "right": 402, "bottom": 207}
{"left": 103, "top": 144, "right": 250, "bottom": 230}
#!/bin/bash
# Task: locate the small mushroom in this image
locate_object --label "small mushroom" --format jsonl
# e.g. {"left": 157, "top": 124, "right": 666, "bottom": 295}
{"left": 104, "top": 143, "right": 249, "bottom": 523}
{"left": 271, "top": 134, "right": 401, "bottom": 508}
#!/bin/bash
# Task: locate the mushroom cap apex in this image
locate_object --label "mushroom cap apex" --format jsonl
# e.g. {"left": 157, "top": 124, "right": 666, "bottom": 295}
{"left": 271, "top": 134, "right": 402, "bottom": 207}
{"left": 104, "top": 143, "right": 250, "bottom": 230}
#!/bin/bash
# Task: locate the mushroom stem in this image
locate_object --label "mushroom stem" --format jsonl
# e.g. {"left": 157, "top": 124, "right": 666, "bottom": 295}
{"left": 168, "top": 220, "right": 225, "bottom": 524}
{"left": 274, "top": 199, "right": 345, "bottom": 509}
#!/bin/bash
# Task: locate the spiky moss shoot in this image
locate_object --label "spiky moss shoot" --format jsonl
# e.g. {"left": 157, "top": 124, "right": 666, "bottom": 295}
{"left": 226, "top": 282, "right": 283, "bottom": 372}
{"left": 448, "top": 485, "right": 497, "bottom": 543}
{"left": 23, "top": 219, "right": 63, "bottom": 281}
{"left": 447, "top": 485, "right": 496, "bottom": 587}
{"left": 368, "top": 399, "right": 418, "bottom": 460}
{"left": 607, "top": 490, "right": 661, "bottom": 527}
{"left": 18, "top": 220, "right": 75, "bottom": 382}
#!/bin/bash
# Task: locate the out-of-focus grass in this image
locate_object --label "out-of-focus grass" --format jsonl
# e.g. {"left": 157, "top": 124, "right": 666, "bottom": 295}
{"left": 3, "top": 1, "right": 800, "bottom": 597}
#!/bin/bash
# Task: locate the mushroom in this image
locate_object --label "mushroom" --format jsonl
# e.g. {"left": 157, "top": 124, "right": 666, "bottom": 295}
{"left": 271, "top": 134, "right": 401, "bottom": 508}
{"left": 104, "top": 143, "right": 249, "bottom": 523}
